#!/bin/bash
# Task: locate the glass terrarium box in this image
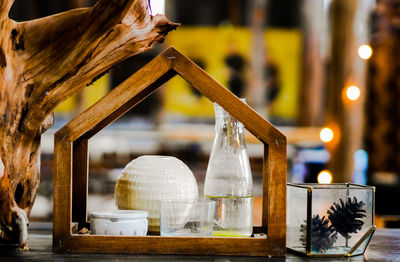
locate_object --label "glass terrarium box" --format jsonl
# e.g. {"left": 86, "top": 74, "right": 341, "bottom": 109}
{"left": 287, "top": 183, "right": 375, "bottom": 257}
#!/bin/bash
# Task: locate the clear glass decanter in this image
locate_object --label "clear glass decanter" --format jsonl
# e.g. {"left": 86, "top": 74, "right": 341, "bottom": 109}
{"left": 204, "top": 101, "right": 253, "bottom": 237}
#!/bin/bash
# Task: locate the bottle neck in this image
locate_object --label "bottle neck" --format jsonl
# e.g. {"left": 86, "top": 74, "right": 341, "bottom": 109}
{"left": 214, "top": 104, "right": 246, "bottom": 149}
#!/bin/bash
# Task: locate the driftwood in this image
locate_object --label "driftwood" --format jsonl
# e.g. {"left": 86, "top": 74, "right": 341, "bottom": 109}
{"left": 0, "top": 0, "right": 178, "bottom": 248}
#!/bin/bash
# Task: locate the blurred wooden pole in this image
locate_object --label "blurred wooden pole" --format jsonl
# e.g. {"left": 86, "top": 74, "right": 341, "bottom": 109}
{"left": 326, "top": 0, "right": 358, "bottom": 182}
{"left": 229, "top": 0, "right": 240, "bottom": 26}
{"left": 249, "top": 0, "right": 267, "bottom": 115}
{"left": 299, "top": 0, "right": 326, "bottom": 126}
{"left": 366, "top": 0, "right": 400, "bottom": 175}
{"left": 70, "top": 0, "right": 90, "bottom": 7}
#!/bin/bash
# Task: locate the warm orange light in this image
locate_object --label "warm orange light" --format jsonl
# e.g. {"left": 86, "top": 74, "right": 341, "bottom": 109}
{"left": 318, "top": 170, "right": 333, "bottom": 184}
{"left": 346, "top": 85, "right": 361, "bottom": 101}
{"left": 320, "top": 127, "right": 334, "bottom": 143}
{"left": 358, "top": 45, "right": 373, "bottom": 60}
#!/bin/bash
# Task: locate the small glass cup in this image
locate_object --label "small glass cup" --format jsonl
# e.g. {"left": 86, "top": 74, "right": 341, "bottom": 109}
{"left": 160, "top": 200, "right": 215, "bottom": 237}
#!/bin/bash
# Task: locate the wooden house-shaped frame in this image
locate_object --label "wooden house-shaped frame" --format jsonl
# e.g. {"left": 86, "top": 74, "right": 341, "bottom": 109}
{"left": 53, "top": 47, "right": 287, "bottom": 256}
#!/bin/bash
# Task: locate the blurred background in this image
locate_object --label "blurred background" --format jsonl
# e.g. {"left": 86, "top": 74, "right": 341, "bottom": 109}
{"left": 10, "top": 0, "right": 400, "bottom": 228}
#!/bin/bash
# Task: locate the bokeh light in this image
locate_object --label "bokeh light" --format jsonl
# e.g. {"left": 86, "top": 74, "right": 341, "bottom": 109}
{"left": 320, "top": 127, "right": 334, "bottom": 143}
{"left": 317, "top": 170, "right": 333, "bottom": 184}
{"left": 358, "top": 44, "right": 373, "bottom": 60}
{"left": 346, "top": 85, "right": 361, "bottom": 101}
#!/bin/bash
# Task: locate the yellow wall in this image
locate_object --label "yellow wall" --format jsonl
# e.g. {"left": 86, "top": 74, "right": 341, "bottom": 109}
{"left": 53, "top": 27, "right": 301, "bottom": 121}
{"left": 54, "top": 73, "right": 110, "bottom": 114}
{"left": 164, "top": 26, "right": 301, "bottom": 120}
{"left": 265, "top": 29, "right": 301, "bottom": 119}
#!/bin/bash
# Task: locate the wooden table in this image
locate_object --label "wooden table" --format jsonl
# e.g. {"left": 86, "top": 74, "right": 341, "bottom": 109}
{"left": 1, "top": 223, "right": 399, "bottom": 261}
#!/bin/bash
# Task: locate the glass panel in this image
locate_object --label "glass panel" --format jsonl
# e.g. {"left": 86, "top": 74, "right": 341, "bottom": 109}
{"left": 350, "top": 228, "right": 375, "bottom": 256}
{"left": 287, "top": 184, "right": 308, "bottom": 254}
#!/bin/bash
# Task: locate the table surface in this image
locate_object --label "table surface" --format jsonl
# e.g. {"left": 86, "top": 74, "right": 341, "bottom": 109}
{"left": 1, "top": 223, "right": 400, "bottom": 261}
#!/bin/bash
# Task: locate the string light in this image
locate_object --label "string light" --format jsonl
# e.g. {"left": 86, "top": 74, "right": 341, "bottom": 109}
{"left": 320, "top": 127, "right": 334, "bottom": 143}
{"left": 317, "top": 170, "right": 333, "bottom": 184}
{"left": 346, "top": 85, "right": 361, "bottom": 101}
{"left": 358, "top": 45, "right": 373, "bottom": 60}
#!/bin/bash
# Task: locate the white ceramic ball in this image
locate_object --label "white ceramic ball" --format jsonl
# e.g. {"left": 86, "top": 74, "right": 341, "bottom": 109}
{"left": 115, "top": 155, "right": 198, "bottom": 231}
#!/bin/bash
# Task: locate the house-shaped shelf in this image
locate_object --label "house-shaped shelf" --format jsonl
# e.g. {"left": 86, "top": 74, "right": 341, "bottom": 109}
{"left": 53, "top": 47, "right": 287, "bottom": 256}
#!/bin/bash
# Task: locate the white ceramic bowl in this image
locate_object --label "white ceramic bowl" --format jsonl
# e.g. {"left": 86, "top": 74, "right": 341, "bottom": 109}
{"left": 90, "top": 210, "right": 148, "bottom": 236}
{"left": 115, "top": 155, "right": 198, "bottom": 231}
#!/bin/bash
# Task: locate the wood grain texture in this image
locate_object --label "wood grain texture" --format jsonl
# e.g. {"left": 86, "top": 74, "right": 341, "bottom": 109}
{"left": 53, "top": 47, "right": 287, "bottom": 256}
{"left": 265, "top": 144, "right": 287, "bottom": 241}
{"left": 0, "top": 0, "right": 178, "bottom": 246}
{"left": 62, "top": 235, "right": 285, "bottom": 256}
{"left": 53, "top": 137, "right": 72, "bottom": 248}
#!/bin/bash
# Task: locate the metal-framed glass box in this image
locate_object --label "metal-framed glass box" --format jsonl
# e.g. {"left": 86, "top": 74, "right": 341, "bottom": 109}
{"left": 287, "top": 183, "right": 375, "bottom": 257}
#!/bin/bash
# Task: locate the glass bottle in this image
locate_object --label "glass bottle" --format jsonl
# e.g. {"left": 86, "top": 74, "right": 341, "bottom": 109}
{"left": 204, "top": 101, "right": 253, "bottom": 237}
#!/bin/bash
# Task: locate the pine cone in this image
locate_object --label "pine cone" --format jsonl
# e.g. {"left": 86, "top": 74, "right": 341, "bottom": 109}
{"left": 328, "top": 196, "right": 367, "bottom": 239}
{"left": 300, "top": 215, "right": 338, "bottom": 252}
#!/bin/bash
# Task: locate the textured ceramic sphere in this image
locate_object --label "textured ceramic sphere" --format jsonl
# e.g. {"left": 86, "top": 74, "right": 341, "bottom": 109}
{"left": 115, "top": 155, "right": 198, "bottom": 231}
